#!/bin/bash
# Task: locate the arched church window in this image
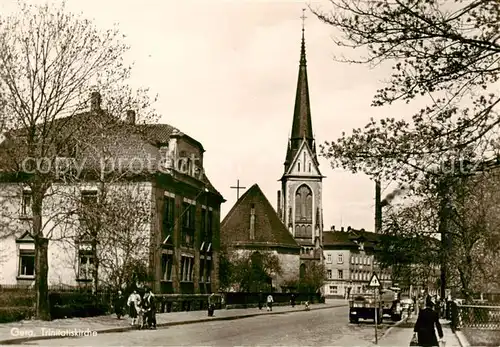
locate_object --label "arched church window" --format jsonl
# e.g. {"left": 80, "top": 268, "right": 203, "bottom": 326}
{"left": 309, "top": 163, "right": 311, "bottom": 172}
{"left": 300, "top": 263, "right": 306, "bottom": 279}
{"left": 295, "top": 185, "right": 312, "bottom": 221}
{"left": 306, "top": 225, "right": 312, "bottom": 236}
{"left": 297, "top": 162, "right": 301, "bottom": 172}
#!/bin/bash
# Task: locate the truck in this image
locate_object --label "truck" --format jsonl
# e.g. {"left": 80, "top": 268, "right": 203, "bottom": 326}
{"left": 379, "top": 287, "right": 403, "bottom": 322}
{"left": 348, "top": 294, "right": 383, "bottom": 324}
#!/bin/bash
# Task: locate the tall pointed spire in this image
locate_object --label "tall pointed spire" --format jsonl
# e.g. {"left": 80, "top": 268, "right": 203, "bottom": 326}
{"left": 285, "top": 9, "right": 315, "bottom": 170}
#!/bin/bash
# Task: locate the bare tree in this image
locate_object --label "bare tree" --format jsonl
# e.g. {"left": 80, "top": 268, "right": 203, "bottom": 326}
{"left": 0, "top": 2, "right": 156, "bottom": 319}
{"left": 74, "top": 183, "right": 153, "bottom": 293}
{"left": 312, "top": 0, "right": 500, "bottom": 184}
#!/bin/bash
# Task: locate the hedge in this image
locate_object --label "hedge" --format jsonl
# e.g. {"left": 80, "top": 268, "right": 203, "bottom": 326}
{"left": 0, "top": 293, "right": 35, "bottom": 307}
{"left": 0, "top": 306, "right": 34, "bottom": 323}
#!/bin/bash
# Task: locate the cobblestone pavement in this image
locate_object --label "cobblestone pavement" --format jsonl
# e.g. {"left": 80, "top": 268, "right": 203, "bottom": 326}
{"left": 0, "top": 300, "right": 346, "bottom": 344}
{"left": 21, "top": 305, "right": 390, "bottom": 346}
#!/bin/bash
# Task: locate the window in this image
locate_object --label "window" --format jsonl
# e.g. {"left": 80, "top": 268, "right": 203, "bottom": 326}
{"left": 308, "top": 163, "right": 311, "bottom": 172}
{"left": 351, "top": 256, "right": 354, "bottom": 264}
{"left": 78, "top": 190, "right": 98, "bottom": 242}
{"left": 161, "top": 254, "right": 173, "bottom": 281}
{"left": 338, "top": 270, "right": 343, "bottom": 280}
{"left": 367, "top": 258, "right": 371, "bottom": 266}
{"left": 327, "top": 254, "right": 332, "bottom": 263}
{"left": 18, "top": 250, "right": 35, "bottom": 277}
{"left": 327, "top": 270, "right": 332, "bottom": 279}
{"left": 181, "top": 203, "right": 195, "bottom": 247}
{"left": 201, "top": 207, "right": 206, "bottom": 243}
{"left": 162, "top": 197, "right": 175, "bottom": 240}
{"left": 298, "top": 162, "right": 300, "bottom": 171}
{"left": 206, "top": 259, "right": 212, "bottom": 283}
{"left": 78, "top": 251, "right": 94, "bottom": 280}
{"left": 338, "top": 254, "right": 344, "bottom": 264}
{"left": 295, "top": 184, "right": 312, "bottom": 221}
{"left": 180, "top": 256, "right": 194, "bottom": 282}
{"left": 21, "top": 190, "right": 31, "bottom": 216}
{"left": 207, "top": 210, "right": 213, "bottom": 243}
{"left": 329, "top": 286, "right": 337, "bottom": 294}
{"left": 199, "top": 258, "right": 205, "bottom": 282}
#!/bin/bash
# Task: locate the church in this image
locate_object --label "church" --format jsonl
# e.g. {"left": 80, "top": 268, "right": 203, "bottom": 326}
{"left": 221, "top": 19, "right": 324, "bottom": 292}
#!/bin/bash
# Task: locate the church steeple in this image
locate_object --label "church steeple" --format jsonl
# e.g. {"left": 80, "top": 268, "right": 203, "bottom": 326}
{"left": 285, "top": 10, "right": 316, "bottom": 170}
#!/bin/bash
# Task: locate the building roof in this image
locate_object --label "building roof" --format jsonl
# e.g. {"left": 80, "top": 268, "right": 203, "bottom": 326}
{"left": 322, "top": 228, "right": 380, "bottom": 249}
{"left": 221, "top": 184, "right": 300, "bottom": 249}
{"left": 0, "top": 101, "right": 221, "bottom": 198}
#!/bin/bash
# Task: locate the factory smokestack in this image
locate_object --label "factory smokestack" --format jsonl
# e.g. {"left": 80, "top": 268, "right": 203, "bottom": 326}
{"left": 375, "top": 179, "right": 382, "bottom": 233}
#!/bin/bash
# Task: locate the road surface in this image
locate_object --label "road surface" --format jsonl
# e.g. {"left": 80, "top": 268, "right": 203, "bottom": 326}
{"left": 25, "top": 306, "right": 394, "bottom": 346}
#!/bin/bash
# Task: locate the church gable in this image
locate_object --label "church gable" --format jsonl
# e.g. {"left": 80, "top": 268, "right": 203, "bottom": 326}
{"left": 221, "top": 184, "right": 299, "bottom": 249}
{"left": 286, "top": 139, "right": 321, "bottom": 176}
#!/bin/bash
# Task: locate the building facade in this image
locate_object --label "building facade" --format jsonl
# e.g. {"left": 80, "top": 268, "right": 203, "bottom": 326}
{"left": 277, "top": 25, "right": 323, "bottom": 270}
{"left": 0, "top": 93, "right": 225, "bottom": 294}
{"left": 322, "top": 227, "right": 393, "bottom": 299}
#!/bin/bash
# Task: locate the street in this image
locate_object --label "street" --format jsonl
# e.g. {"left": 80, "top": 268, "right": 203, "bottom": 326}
{"left": 24, "top": 306, "right": 395, "bottom": 346}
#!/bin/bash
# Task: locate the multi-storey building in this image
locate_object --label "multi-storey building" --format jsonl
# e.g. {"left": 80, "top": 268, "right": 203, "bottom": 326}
{"left": 323, "top": 227, "right": 393, "bottom": 298}
{"left": 0, "top": 92, "right": 225, "bottom": 294}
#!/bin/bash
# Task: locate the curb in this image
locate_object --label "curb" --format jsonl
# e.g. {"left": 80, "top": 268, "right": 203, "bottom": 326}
{"left": 371, "top": 314, "right": 412, "bottom": 344}
{"left": 0, "top": 303, "right": 346, "bottom": 345}
{"left": 454, "top": 331, "right": 470, "bottom": 347}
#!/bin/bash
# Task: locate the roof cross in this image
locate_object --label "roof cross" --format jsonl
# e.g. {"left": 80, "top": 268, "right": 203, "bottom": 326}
{"left": 301, "top": 8, "right": 307, "bottom": 31}
{"left": 230, "top": 179, "right": 246, "bottom": 201}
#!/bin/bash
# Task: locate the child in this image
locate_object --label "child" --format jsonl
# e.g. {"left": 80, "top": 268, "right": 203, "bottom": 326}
{"left": 266, "top": 294, "right": 274, "bottom": 311}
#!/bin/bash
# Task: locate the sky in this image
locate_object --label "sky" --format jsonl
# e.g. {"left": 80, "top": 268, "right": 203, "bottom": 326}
{"left": 1, "top": 0, "right": 421, "bottom": 231}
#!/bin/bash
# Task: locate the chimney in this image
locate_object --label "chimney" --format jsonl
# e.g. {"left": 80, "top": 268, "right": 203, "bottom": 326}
{"left": 250, "top": 203, "right": 255, "bottom": 240}
{"left": 347, "top": 226, "right": 351, "bottom": 231}
{"left": 277, "top": 190, "right": 281, "bottom": 220}
{"left": 330, "top": 225, "right": 335, "bottom": 231}
{"left": 341, "top": 226, "right": 344, "bottom": 232}
{"left": 126, "top": 110, "right": 136, "bottom": 124}
{"left": 375, "top": 179, "right": 382, "bottom": 233}
{"left": 90, "top": 92, "right": 101, "bottom": 112}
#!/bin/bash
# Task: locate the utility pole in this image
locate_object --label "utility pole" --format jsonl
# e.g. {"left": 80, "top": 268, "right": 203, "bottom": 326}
{"left": 375, "top": 179, "right": 382, "bottom": 233}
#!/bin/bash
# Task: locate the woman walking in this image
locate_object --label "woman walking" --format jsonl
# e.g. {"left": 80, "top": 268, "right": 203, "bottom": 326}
{"left": 113, "top": 290, "right": 125, "bottom": 319}
{"left": 127, "top": 290, "right": 141, "bottom": 327}
{"left": 413, "top": 296, "right": 444, "bottom": 347}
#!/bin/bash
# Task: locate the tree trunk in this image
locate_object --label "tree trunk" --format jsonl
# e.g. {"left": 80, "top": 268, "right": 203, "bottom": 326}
{"left": 32, "top": 188, "right": 51, "bottom": 320}
{"left": 438, "top": 181, "right": 450, "bottom": 299}
{"left": 35, "top": 237, "right": 50, "bottom": 320}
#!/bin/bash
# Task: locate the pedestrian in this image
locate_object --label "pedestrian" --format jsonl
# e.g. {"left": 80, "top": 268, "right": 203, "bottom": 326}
{"left": 266, "top": 294, "right": 273, "bottom": 311}
{"left": 290, "top": 293, "right": 296, "bottom": 308}
{"left": 148, "top": 288, "right": 157, "bottom": 329}
{"left": 412, "top": 296, "right": 444, "bottom": 347}
{"left": 208, "top": 293, "right": 216, "bottom": 317}
{"left": 258, "top": 290, "right": 263, "bottom": 310}
{"left": 126, "top": 290, "right": 141, "bottom": 327}
{"left": 113, "top": 290, "right": 125, "bottom": 319}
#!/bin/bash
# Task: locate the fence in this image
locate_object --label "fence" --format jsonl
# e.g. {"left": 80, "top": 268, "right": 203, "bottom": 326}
{"left": 451, "top": 303, "right": 500, "bottom": 331}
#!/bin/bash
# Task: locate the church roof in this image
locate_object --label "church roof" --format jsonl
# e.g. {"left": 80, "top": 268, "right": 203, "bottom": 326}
{"left": 221, "top": 184, "right": 300, "bottom": 249}
{"left": 284, "top": 28, "right": 317, "bottom": 171}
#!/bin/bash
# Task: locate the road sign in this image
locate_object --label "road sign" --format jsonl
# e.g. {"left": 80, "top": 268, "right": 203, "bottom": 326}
{"left": 368, "top": 273, "right": 381, "bottom": 288}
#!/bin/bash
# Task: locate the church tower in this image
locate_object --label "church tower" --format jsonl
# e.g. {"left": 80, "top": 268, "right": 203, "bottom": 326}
{"left": 277, "top": 14, "right": 324, "bottom": 260}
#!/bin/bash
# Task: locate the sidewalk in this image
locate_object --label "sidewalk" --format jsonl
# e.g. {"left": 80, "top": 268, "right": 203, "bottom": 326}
{"left": 0, "top": 300, "right": 347, "bottom": 345}
{"left": 376, "top": 315, "right": 462, "bottom": 346}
